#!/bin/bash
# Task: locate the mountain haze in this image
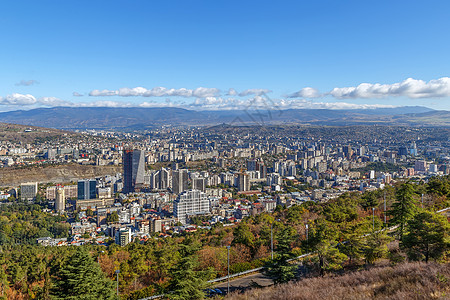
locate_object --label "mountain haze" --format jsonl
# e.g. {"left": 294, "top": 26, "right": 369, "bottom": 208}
{"left": 0, "top": 106, "right": 446, "bottom": 130}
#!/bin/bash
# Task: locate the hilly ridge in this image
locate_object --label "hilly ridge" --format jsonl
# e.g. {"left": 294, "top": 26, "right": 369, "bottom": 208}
{"left": 0, "top": 106, "right": 447, "bottom": 129}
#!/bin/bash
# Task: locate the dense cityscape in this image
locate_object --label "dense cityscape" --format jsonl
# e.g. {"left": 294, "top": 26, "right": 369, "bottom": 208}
{"left": 1, "top": 1, "right": 450, "bottom": 299}
{"left": 0, "top": 125, "right": 448, "bottom": 247}
{"left": 0, "top": 123, "right": 448, "bottom": 298}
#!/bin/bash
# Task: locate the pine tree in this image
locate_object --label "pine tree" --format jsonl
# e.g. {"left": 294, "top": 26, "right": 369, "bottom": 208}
{"left": 265, "top": 226, "right": 297, "bottom": 284}
{"left": 363, "top": 230, "right": 392, "bottom": 265}
{"left": 232, "top": 222, "right": 255, "bottom": 247}
{"left": 403, "top": 210, "right": 450, "bottom": 263}
{"left": 51, "top": 248, "right": 116, "bottom": 300}
{"left": 388, "top": 183, "right": 417, "bottom": 240}
{"left": 167, "top": 243, "right": 208, "bottom": 300}
{"left": 340, "top": 220, "right": 367, "bottom": 263}
{"left": 315, "top": 240, "right": 348, "bottom": 275}
{"left": 305, "top": 219, "right": 347, "bottom": 276}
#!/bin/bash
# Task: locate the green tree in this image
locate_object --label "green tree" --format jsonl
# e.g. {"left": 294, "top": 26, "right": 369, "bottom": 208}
{"left": 388, "top": 183, "right": 417, "bottom": 240}
{"left": 167, "top": 242, "right": 208, "bottom": 300}
{"left": 315, "top": 241, "right": 348, "bottom": 275}
{"left": 286, "top": 205, "right": 305, "bottom": 224}
{"left": 340, "top": 220, "right": 367, "bottom": 263}
{"left": 324, "top": 194, "right": 359, "bottom": 224}
{"left": 265, "top": 226, "right": 297, "bottom": 283}
{"left": 363, "top": 230, "right": 392, "bottom": 265}
{"left": 232, "top": 222, "right": 254, "bottom": 247}
{"left": 106, "top": 211, "right": 119, "bottom": 224}
{"left": 305, "top": 219, "right": 347, "bottom": 276}
{"left": 426, "top": 176, "right": 450, "bottom": 197}
{"left": 51, "top": 247, "right": 116, "bottom": 300}
{"left": 360, "top": 191, "right": 379, "bottom": 210}
{"left": 402, "top": 210, "right": 450, "bottom": 263}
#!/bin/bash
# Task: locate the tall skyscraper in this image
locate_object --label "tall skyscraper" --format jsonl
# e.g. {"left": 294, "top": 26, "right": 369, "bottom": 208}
{"left": 398, "top": 146, "right": 408, "bottom": 156}
{"left": 409, "top": 141, "right": 418, "bottom": 156}
{"left": 343, "top": 145, "right": 353, "bottom": 159}
{"left": 173, "top": 189, "right": 209, "bottom": 225}
{"left": 152, "top": 167, "right": 170, "bottom": 190}
{"left": 172, "top": 169, "right": 189, "bottom": 194}
{"left": 77, "top": 179, "right": 97, "bottom": 200}
{"left": 248, "top": 159, "right": 267, "bottom": 177}
{"left": 237, "top": 172, "right": 250, "bottom": 192}
{"left": 123, "top": 149, "right": 145, "bottom": 193}
{"left": 55, "top": 185, "right": 65, "bottom": 212}
{"left": 192, "top": 177, "right": 207, "bottom": 192}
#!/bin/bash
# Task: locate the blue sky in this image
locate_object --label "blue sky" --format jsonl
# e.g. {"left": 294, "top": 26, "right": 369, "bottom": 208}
{"left": 1, "top": 0, "right": 450, "bottom": 111}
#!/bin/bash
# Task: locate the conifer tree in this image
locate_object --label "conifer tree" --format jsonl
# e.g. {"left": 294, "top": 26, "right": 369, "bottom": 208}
{"left": 363, "top": 230, "right": 392, "bottom": 265}
{"left": 388, "top": 183, "right": 417, "bottom": 240}
{"left": 403, "top": 210, "right": 450, "bottom": 262}
{"left": 305, "top": 219, "right": 347, "bottom": 276}
{"left": 167, "top": 242, "right": 208, "bottom": 300}
{"left": 51, "top": 248, "right": 116, "bottom": 300}
{"left": 265, "top": 226, "right": 297, "bottom": 283}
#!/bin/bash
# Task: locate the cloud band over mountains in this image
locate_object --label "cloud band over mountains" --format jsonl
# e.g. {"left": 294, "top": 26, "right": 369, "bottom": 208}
{"left": 0, "top": 93, "right": 396, "bottom": 110}
{"left": 2, "top": 77, "right": 449, "bottom": 110}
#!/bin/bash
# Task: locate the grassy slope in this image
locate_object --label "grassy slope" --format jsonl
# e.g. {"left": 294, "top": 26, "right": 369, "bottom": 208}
{"left": 0, "top": 122, "right": 76, "bottom": 143}
{"left": 226, "top": 262, "right": 450, "bottom": 300}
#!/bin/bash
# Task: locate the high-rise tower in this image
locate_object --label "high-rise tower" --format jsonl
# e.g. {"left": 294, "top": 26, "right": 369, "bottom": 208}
{"left": 55, "top": 185, "right": 65, "bottom": 212}
{"left": 77, "top": 179, "right": 97, "bottom": 200}
{"left": 123, "top": 149, "right": 145, "bottom": 193}
{"left": 172, "top": 169, "right": 188, "bottom": 194}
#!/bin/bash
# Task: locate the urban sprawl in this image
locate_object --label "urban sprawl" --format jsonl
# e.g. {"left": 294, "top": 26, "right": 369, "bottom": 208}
{"left": 1, "top": 125, "right": 448, "bottom": 248}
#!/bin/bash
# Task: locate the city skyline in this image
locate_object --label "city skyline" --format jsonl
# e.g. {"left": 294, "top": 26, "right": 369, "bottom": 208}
{"left": 0, "top": 2, "right": 449, "bottom": 296}
{"left": 1, "top": 1, "right": 450, "bottom": 112}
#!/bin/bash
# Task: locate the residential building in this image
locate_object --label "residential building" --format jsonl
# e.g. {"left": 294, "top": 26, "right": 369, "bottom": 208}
{"left": 173, "top": 189, "right": 209, "bottom": 225}
{"left": 55, "top": 186, "right": 65, "bottom": 212}
{"left": 20, "top": 182, "right": 38, "bottom": 201}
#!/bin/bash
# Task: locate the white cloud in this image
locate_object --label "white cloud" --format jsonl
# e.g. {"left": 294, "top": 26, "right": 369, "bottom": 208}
{"left": 0, "top": 92, "right": 399, "bottom": 111}
{"left": 192, "top": 87, "right": 220, "bottom": 98}
{"left": 190, "top": 96, "right": 397, "bottom": 111}
{"left": 38, "top": 97, "right": 72, "bottom": 106}
{"left": 15, "top": 80, "right": 39, "bottom": 86}
{"left": 0, "top": 93, "right": 37, "bottom": 105}
{"left": 288, "top": 77, "right": 450, "bottom": 100}
{"left": 89, "top": 89, "right": 117, "bottom": 96}
{"left": 73, "top": 92, "right": 83, "bottom": 97}
{"left": 303, "top": 101, "right": 396, "bottom": 110}
{"left": 238, "top": 89, "right": 272, "bottom": 96}
{"left": 226, "top": 88, "right": 238, "bottom": 96}
{"left": 89, "top": 86, "right": 220, "bottom": 98}
{"left": 139, "top": 101, "right": 173, "bottom": 108}
{"left": 329, "top": 77, "right": 450, "bottom": 99}
{"left": 88, "top": 86, "right": 274, "bottom": 98}
{"left": 143, "top": 87, "right": 192, "bottom": 97}
{"left": 287, "top": 87, "right": 321, "bottom": 98}
{"left": 77, "top": 101, "right": 133, "bottom": 108}
{"left": 280, "top": 98, "right": 396, "bottom": 110}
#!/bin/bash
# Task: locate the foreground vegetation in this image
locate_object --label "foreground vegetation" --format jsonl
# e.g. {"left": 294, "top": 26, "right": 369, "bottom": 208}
{"left": 226, "top": 262, "right": 450, "bottom": 300}
{"left": 0, "top": 176, "right": 448, "bottom": 299}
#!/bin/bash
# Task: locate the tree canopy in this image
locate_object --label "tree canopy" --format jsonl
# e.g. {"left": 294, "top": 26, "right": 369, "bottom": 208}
{"left": 51, "top": 247, "right": 116, "bottom": 300}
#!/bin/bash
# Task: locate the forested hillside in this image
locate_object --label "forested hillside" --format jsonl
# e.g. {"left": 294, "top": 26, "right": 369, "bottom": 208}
{"left": 0, "top": 176, "right": 448, "bottom": 299}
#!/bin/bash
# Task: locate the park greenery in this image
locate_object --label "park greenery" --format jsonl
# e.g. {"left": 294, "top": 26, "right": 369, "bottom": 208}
{"left": 0, "top": 175, "right": 447, "bottom": 299}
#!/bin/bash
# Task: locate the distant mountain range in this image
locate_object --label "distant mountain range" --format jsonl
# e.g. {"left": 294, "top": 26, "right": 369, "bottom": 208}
{"left": 0, "top": 106, "right": 448, "bottom": 130}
